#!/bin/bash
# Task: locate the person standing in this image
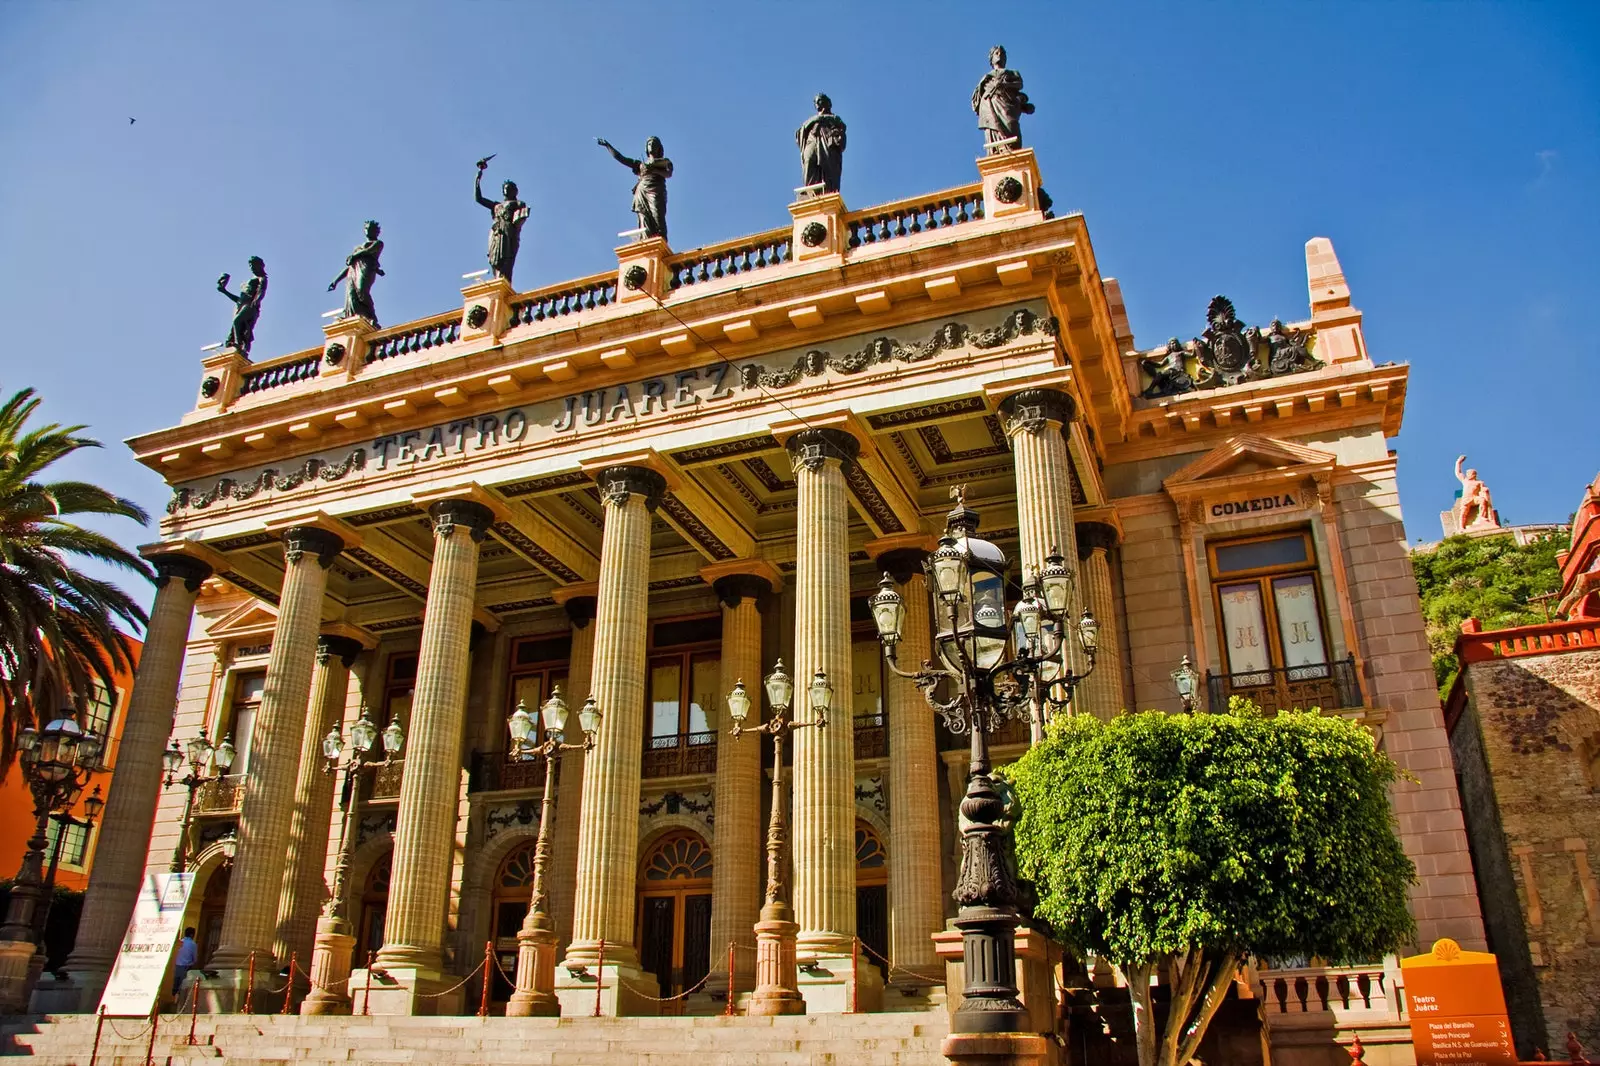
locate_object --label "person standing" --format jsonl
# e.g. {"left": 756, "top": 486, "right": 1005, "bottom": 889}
{"left": 172, "top": 927, "right": 199, "bottom": 999}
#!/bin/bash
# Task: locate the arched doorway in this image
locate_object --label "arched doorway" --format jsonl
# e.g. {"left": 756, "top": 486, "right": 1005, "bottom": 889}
{"left": 356, "top": 852, "right": 391, "bottom": 968}
{"left": 489, "top": 841, "right": 537, "bottom": 1007}
{"left": 855, "top": 820, "right": 888, "bottom": 970}
{"left": 195, "top": 864, "right": 231, "bottom": 965}
{"left": 636, "top": 831, "right": 713, "bottom": 1007}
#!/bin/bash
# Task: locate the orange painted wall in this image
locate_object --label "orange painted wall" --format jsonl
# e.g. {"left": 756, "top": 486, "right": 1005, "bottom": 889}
{"left": 0, "top": 636, "right": 143, "bottom": 892}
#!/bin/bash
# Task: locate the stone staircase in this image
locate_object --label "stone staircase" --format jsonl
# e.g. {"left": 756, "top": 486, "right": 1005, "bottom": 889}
{"left": 0, "top": 1011, "right": 951, "bottom": 1066}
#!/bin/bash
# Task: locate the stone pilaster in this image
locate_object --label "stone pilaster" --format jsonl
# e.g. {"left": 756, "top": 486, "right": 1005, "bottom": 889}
{"left": 705, "top": 567, "right": 773, "bottom": 993}
{"left": 366, "top": 495, "right": 497, "bottom": 1013}
{"left": 209, "top": 522, "right": 350, "bottom": 1005}
{"left": 61, "top": 547, "right": 218, "bottom": 1011}
{"left": 559, "top": 465, "right": 665, "bottom": 1015}
{"left": 273, "top": 632, "right": 367, "bottom": 976}
{"left": 872, "top": 542, "right": 945, "bottom": 981}
{"left": 1074, "top": 522, "right": 1126, "bottom": 721}
{"left": 999, "top": 388, "right": 1084, "bottom": 680}
{"left": 547, "top": 584, "right": 597, "bottom": 952}
{"left": 785, "top": 427, "right": 878, "bottom": 1011}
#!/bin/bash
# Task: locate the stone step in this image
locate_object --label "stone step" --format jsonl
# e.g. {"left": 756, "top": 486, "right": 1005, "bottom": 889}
{"left": 1, "top": 1011, "right": 952, "bottom": 1066}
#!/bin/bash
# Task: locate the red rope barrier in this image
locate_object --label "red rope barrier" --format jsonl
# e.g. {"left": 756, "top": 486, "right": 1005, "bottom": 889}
{"left": 724, "top": 941, "right": 736, "bottom": 1016}
{"left": 478, "top": 941, "right": 492, "bottom": 1019}
{"left": 89, "top": 1005, "right": 105, "bottom": 1066}
{"left": 850, "top": 938, "right": 859, "bottom": 1014}
{"left": 593, "top": 939, "right": 606, "bottom": 1018}
{"left": 143, "top": 1006, "right": 159, "bottom": 1066}
{"left": 280, "top": 952, "right": 298, "bottom": 1015}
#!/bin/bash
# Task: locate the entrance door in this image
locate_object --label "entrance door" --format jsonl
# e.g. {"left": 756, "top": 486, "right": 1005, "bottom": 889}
{"left": 855, "top": 821, "right": 889, "bottom": 973}
{"left": 490, "top": 842, "right": 537, "bottom": 1007}
{"left": 636, "top": 832, "right": 713, "bottom": 1012}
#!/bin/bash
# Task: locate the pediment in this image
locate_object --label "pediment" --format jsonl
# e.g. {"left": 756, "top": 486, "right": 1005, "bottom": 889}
{"left": 208, "top": 598, "right": 279, "bottom": 641}
{"left": 1164, "top": 434, "right": 1336, "bottom": 495}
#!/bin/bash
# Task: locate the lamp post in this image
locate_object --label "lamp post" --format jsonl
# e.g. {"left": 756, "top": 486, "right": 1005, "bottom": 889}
{"left": 726, "top": 661, "right": 829, "bottom": 1016}
{"left": 300, "top": 708, "right": 402, "bottom": 1015}
{"left": 504, "top": 687, "right": 600, "bottom": 1017}
{"left": 865, "top": 489, "right": 1097, "bottom": 1044}
{"left": 0, "top": 711, "right": 105, "bottom": 1013}
{"left": 162, "top": 728, "right": 236, "bottom": 872}
{"left": 32, "top": 786, "right": 105, "bottom": 948}
{"left": 1172, "top": 655, "right": 1200, "bottom": 713}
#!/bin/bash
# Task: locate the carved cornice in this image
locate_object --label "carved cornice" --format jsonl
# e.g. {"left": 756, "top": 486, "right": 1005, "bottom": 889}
{"left": 316, "top": 634, "right": 365, "bottom": 668}
{"left": 785, "top": 427, "right": 861, "bottom": 473}
{"left": 659, "top": 493, "right": 735, "bottom": 560}
{"left": 282, "top": 526, "right": 346, "bottom": 569}
{"left": 152, "top": 554, "right": 214, "bottom": 592}
{"left": 596, "top": 466, "right": 668, "bottom": 512}
{"left": 998, "top": 387, "right": 1076, "bottom": 436}
{"left": 428, "top": 499, "right": 496, "bottom": 541}
{"left": 1075, "top": 521, "right": 1119, "bottom": 558}
{"left": 491, "top": 521, "right": 584, "bottom": 582}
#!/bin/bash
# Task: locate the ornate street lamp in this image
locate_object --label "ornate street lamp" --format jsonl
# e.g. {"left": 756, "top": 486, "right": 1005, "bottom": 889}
{"left": 727, "top": 661, "right": 828, "bottom": 1016}
{"left": 163, "top": 727, "right": 236, "bottom": 872}
{"left": 504, "top": 687, "right": 600, "bottom": 1017}
{"left": 865, "top": 489, "right": 1098, "bottom": 1037}
{"left": 1172, "top": 655, "right": 1200, "bottom": 713}
{"left": 300, "top": 707, "right": 402, "bottom": 1015}
{"left": 0, "top": 711, "right": 105, "bottom": 1013}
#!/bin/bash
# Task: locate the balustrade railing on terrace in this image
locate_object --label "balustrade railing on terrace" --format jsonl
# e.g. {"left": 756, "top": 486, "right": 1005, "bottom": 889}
{"left": 1258, "top": 959, "right": 1402, "bottom": 1022}
{"left": 238, "top": 350, "right": 321, "bottom": 397}
{"left": 507, "top": 270, "right": 619, "bottom": 328}
{"left": 195, "top": 774, "right": 246, "bottom": 815}
{"left": 845, "top": 186, "right": 985, "bottom": 248}
{"left": 365, "top": 313, "right": 462, "bottom": 364}
{"left": 1206, "top": 656, "right": 1362, "bottom": 715}
{"left": 642, "top": 731, "right": 717, "bottom": 778}
{"left": 854, "top": 712, "right": 888, "bottom": 759}
{"left": 667, "top": 229, "right": 792, "bottom": 290}
{"left": 468, "top": 751, "right": 544, "bottom": 793}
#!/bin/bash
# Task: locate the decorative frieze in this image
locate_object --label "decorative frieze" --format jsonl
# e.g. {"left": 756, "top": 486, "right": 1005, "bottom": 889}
{"left": 1138, "top": 295, "right": 1322, "bottom": 399}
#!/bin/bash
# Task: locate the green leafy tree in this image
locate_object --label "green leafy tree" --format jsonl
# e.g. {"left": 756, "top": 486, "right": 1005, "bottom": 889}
{"left": 0, "top": 387, "right": 152, "bottom": 768}
{"left": 1005, "top": 706, "right": 1415, "bottom": 1066}
{"left": 1411, "top": 532, "right": 1568, "bottom": 695}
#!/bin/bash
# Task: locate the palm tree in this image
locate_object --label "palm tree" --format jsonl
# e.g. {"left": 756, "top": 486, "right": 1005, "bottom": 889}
{"left": 0, "top": 387, "right": 153, "bottom": 769}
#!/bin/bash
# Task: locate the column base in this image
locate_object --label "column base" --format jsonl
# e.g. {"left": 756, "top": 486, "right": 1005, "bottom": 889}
{"left": 0, "top": 940, "right": 41, "bottom": 1014}
{"left": 52, "top": 962, "right": 111, "bottom": 1014}
{"left": 553, "top": 956, "right": 661, "bottom": 1017}
{"left": 793, "top": 942, "right": 884, "bottom": 1014}
{"left": 747, "top": 912, "right": 805, "bottom": 1016}
{"left": 300, "top": 917, "right": 355, "bottom": 1016}
{"left": 349, "top": 965, "right": 465, "bottom": 1017}
{"left": 197, "top": 960, "right": 284, "bottom": 1014}
{"left": 505, "top": 926, "right": 559, "bottom": 1017}
{"left": 941, "top": 1031, "right": 1050, "bottom": 1066}
{"left": 30, "top": 970, "right": 85, "bottom": 1014}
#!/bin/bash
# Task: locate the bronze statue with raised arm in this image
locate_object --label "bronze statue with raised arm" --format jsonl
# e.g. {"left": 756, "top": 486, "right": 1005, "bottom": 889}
{"left": 216, "top": 256, "right": 267, "bottom": 356}
{"left": 475, "top": 158, "right": 530, "bottom": 284}
{"left": 328, "top": 220, "right": 384, "bottom": 327}
{"left": 597, "top": 136, "right": 673, "bottom": 243}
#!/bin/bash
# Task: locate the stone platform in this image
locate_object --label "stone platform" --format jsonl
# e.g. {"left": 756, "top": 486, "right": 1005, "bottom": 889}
{"left": 0, "top": 1010, "right": 950, "bottom": 1066}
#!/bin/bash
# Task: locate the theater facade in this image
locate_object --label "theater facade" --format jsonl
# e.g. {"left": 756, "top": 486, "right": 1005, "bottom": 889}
{"left": 54, "top": 150, "right": 1486, "bottom": 1030}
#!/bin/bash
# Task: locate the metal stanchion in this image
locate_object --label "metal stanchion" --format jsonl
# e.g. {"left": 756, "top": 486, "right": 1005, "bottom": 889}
{"left": 143, "top": 1005, "right": 160, "bottom": 1066}
{"left": 89, "top": 1006, "right": 106, "bottom": 1066}
{"left": 478, "top": 941, "right": 492, "bottom": 1018}
{"left": 242, "top": 951, "right": 257, "bottom": 1013}
{"left": 724, "top": 942, "right": 736, "bottom": 1016}
{"left": 280, "top": 952, "right": 298, "bottom": 1015}
{"left": 593, "top": 939, "right": 606, "bottom": 1018}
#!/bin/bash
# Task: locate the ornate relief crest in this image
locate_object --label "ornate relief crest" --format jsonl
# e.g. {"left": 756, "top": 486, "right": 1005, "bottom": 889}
{"left": 1193, "top": 296, "right": 1258, "bottom": 388}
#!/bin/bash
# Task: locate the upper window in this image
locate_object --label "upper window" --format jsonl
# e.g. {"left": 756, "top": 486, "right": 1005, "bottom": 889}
{"left": 47, "top": 819, "right": 91, "bottom": 868}
{"left": 82, "top": 683, "right": 118, "bottom": 738}
{"left": 224, "top": 672, "right": 266, "bottom": 774}
{"left": 647, "top": 616, "right": 721, "bottom": 746}
{"left": 505, "top": 636, "right": 570, "bottom": 751}
{"left": 1209, "top": 531, "right": 1330, "bottom": 681}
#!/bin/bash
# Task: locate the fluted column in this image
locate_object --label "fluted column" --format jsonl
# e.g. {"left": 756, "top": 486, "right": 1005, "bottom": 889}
{"left": 561, "top": 465, "right": 664, "bottom": 1010}
{"left": 211, "top": 524, "right": 349, "bottom": 992}
{"left": 787, "top": 428, "right": 859, "bottom": 960}
{"left": 707, "top": 570, "right": 770, "bottom": 993}
{"left": 373, "top": 497, "right": 497, "bottom": 986}
{"left": 1000, "top": 389, "right": 1084, "bottom": 683}
{"left": 63, "top": 549, "right": 215, "bottom": 1010}
{"left": 874, "top": 545, "right": 944, "bottom": 980}
{"left": 547, "top": 585, "right": 597, "bottom": 952}
{"left": 273, "top": 633, "right": 365, "bottom": 973}
{"left": 1075, "top": 522, "right": 1126, "bottom": 720}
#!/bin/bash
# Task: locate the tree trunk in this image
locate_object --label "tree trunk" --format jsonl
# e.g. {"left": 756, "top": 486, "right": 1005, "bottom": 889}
{"left": 1120, "top": 951, "right": 1241, "bottom": 1066}
{"left": 1119, "top": 961, "right": 1159, "bottom": 1066}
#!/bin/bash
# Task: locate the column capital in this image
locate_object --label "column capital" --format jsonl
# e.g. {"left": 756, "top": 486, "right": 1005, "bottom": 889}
{"left": 316, "top": 633, "right": 366, "bottom": 668}
{"left": 140, "top": 539, "right": 228, "bottom": 589}
{"left": 595, "top": 466, "right": 667, "bottom": 512}
{"left": 997, "top": 387, "right": 1076, "bottom": 436}
{"left": 1075, "top": 521, "right": 1120, "bottom": 558}
{"left": 266, "top": 511, "right": 363, "bottom": 569}
{"left": 698, "top": 558, "right": 784, "bottom": 603}
{"left": 554, "top": 581, "right": 600, "bottom": 628}
{"left": 425, "top": 499, "right": 497, "bottom": 542}
{"left": 782, "top": 427, "right": 860, "bottom": 472}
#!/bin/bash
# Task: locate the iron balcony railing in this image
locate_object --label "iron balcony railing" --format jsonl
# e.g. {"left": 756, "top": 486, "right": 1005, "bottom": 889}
{"left": 468, "top": 751, "right": 545, "bottom": 794}
{"left": 195, "top": 774, "right": 246, "bottom": 815}
{"left": 642, "top": 731, "right": 717, "bottom": 779}
{"left": 853, "top": 712, "right": 888, "bottom": 759}
{"left": 1205, "top": 655, "right": 1362, "bottom": 715}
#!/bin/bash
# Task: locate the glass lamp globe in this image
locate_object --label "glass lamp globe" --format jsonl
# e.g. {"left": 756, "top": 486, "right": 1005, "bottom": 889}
{"left": 83, "top": 785, "right": 105, "bottom": 825}
{"left": 578, "top": 695, "right": 601, "bottom": 738}
{"left": 1040, "top": 548, "right": 1072, "bottom": 614}
{"left": 808, "top": 670, "right": 832, "bottom": 716}
{"left": 541, "top": 687, "right": 570, "bottom": 739}
{"left": 163, "top": 739, "right": 184, "bottom": 777}
{"left": 17, "top": 726, "right": 38, "bottom": 755}
{"left": 1078, "top": 609, "right": 1100, "bottom": 654}
{"left": 1012, "top": 591, "right": 1042, "bottom": 650}
{"left": 508, "top": 700, "right": 536, "bottom": 748}
{"left": 77, "top": 730, "right": 104, "bottom": 765}
{"left": 381, "top": 719, "right": 404, "bottom": 756}
{"left": 185, "top": 729, "right": 213, "bottom": 770}
{"left": 1171, "top": 655, "right": 1199, "bottom": 703}
{"left": 868, "top": 573, "right": 905, "bottom": 646}
{"left": 764, "top": 660, "right": 794, "bottom": 712}
{"left": 929, "top": 534, "right": 967, "bottom": 599}
{"left": 351, "top": 713, "right": 378, "bottom": 754}
{"left": 322, "top": 727, "right": 344, "bottom": 763}
{"left": 214, "top": 735, "right": 236, "bottom": 772}
{"left": 726, "top": 680, "right": 752, "bottom": 725}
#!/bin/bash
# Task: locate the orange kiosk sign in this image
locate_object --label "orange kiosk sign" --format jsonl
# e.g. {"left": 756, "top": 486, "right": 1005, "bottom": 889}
{"left": 1401, "top": 939, "right": 1516, "bottom": 1065}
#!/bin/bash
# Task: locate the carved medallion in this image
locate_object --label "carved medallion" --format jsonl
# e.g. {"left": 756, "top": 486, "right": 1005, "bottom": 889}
{"left": 623, "top": 264, "right": 649, "bottom": 291}
{"left": 993, "top": 176, "right": 1024, "bottom": 204}
{"left": 465, "top": 304, "right": 489, "bottom": 329}
{"left": 323, "top": 343, "right": 345, "bottom": 367}
{"left": 800, "top": 221, "right": 828, "bottom": 248}
{"left": 200, "top": 376, "right": 221, "bottom": 398}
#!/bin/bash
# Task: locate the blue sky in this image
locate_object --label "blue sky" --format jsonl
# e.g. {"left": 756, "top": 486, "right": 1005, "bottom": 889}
{"left": 1, "top": 2, "right": 1596, "bottom": 613}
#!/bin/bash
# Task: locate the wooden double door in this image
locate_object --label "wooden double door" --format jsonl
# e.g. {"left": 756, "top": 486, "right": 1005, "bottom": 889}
{"left": 636, "top": 832, "right": 714, "bottom": 1010}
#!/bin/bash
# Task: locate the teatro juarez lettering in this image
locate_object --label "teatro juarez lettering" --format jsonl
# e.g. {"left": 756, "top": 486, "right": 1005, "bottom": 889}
{"left": 1211, "top": 492, "right": 1300, "bottom": 518}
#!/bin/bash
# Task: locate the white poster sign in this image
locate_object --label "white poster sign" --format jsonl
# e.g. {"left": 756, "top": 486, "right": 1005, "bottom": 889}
{"left": 98, "top": 871, "right": 196, "bottom": 1017}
